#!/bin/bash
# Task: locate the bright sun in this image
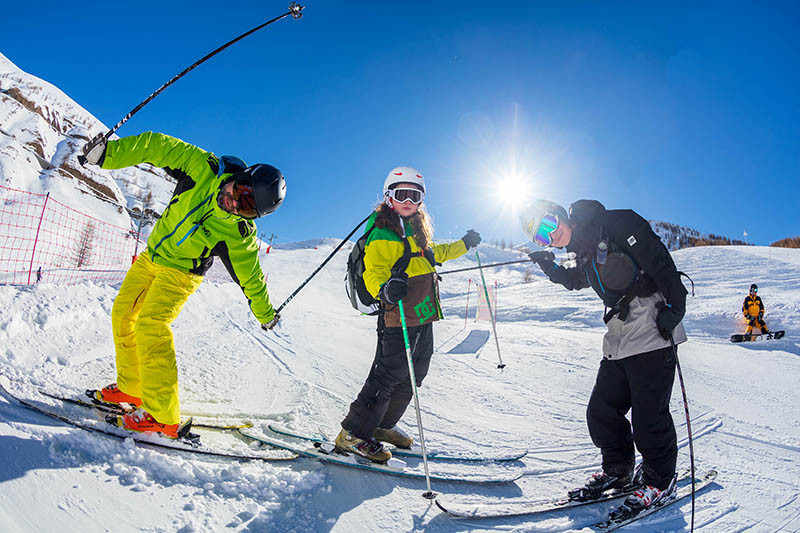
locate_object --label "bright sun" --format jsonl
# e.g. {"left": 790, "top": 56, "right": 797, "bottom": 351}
{"left": 495, "top": 176, "right": 530, "bottom": 210}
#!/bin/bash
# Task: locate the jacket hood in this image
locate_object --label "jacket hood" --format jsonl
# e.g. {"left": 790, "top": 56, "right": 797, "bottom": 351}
{"left": 568, "top": 199, "right": 606, "bottom": 226}
{"left": 566, "top": 199, "right": 606, "bottom": 258}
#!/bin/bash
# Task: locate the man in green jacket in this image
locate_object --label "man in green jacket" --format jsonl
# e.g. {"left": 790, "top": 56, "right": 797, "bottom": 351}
{"left": 80, "top": 131, "right": 285, "bottom": 438}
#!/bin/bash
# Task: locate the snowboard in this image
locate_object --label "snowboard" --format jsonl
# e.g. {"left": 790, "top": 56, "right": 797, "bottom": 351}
{"left": 730, "top": 330, "right": 785, "bottom": 343}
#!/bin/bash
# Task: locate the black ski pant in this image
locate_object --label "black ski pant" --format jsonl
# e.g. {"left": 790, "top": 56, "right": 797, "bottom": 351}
{"left": 586, "top": 346, "right": 677, "bottom": 490}
{"left": 341, "top": 319, "right": 434, "bottom": 441}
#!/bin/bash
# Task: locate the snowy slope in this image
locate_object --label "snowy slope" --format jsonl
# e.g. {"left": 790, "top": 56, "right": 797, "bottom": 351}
{"left": 0, "top": 52, "right": 173, "bottom": 231}
{"left": 1, "top": 242, "right": 799, "bottom": 532}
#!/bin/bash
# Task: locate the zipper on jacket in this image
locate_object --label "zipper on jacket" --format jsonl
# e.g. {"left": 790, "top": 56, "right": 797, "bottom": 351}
{"left": 151, "top": 193, "right": 214, "bottom": 254}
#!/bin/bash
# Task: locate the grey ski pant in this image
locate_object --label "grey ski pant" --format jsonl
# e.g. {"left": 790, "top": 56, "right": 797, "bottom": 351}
{"left": 341, "top": 318, "right": 433, "bottom": 440}
{"left": 586, "top": 346, "right": 678, "bottom": 490}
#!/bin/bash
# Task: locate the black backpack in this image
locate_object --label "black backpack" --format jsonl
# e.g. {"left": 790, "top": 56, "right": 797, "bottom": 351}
{"left": 345, "top": 221, "right": 411, "bottom": 315}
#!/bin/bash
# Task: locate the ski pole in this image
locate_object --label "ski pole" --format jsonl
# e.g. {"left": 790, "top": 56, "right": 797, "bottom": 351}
{"left": 398, "top": 299, "right": 436, "bottom": 500}
{"left": 476, "top": 252, "right": 505, "bottom": 369}
{"left": 276, "top": 214, "right": 370, "bottom": 314}
{"left": 438, "top": 258, "right": 531, "bottom": 276}
{"left": 670, "top": 334, "right": 695, "bottom": 532}
{"left": 82, "top": 3, "right": 305, "bottom": 156}
{"left": 464, "top": 279, "right": 471, "bottom": 328}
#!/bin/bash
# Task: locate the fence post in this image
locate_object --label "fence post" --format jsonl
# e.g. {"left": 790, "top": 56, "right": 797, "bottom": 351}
{"left": 132, "top": 207, "right": 146, "bottom": 264}
{"left": 27, "top": 192, "right": 50, "bottom": 285}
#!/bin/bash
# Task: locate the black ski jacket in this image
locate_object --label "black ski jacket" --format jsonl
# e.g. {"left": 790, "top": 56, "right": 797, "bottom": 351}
{"left": 538, "top": 200, "right": 686, "bottom": 311}
{"left": 537, "top": 200, "right": 688, "bottom": 359}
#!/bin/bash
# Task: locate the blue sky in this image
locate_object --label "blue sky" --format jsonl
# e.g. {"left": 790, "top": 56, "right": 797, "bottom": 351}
{"left": 3, "top": 1, "right": 799, "bottom": 245}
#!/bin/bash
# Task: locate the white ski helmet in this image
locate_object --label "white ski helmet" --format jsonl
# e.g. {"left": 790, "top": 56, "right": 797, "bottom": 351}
{"left": 383, "top": 166, "right": 425, "bottom": 204}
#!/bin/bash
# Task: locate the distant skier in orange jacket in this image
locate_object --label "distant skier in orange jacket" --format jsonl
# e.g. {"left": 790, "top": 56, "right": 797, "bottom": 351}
{"left": 742, "top": 284, "right": 769, "bottom": 338}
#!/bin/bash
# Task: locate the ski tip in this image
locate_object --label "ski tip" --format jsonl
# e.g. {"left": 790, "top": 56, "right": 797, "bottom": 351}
{"left": 434, "top": 498, "right": 450, "bottom": 514}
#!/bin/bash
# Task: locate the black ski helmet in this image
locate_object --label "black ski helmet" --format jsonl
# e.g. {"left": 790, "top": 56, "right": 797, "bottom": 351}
{"left": 231, "top": 164, "right": 286, "bottom": 218}
{"left": 750, "top": 283, "right": 758, "bottom": 292}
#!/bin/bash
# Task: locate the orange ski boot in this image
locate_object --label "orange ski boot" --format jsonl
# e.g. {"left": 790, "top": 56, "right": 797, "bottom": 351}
{"left": 92, "top": 383, "right": 142, "bottom": 408}
{"left": 114, "top": 408, "right": 183, "bottom": 439}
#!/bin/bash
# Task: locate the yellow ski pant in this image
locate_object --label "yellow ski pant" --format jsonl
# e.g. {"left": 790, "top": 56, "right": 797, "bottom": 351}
{"left": 111, "top": 251, "right": 203, "bottom": 425}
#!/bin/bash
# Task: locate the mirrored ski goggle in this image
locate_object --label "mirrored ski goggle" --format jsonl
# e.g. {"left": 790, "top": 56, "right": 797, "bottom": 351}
{"left": 232, "top": 178, "right": 258, "bottom": 219}
{"left": 387, "top": 187, "right": 424, "bottom": 205}
{"left": 533, "top": 213, "right": 559, "bottom": 247}
{"left": 750, "top": 287, "right": 758, "bottom": 293}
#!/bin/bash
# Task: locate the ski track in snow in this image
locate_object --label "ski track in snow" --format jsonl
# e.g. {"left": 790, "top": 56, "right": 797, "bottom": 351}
{"left": 1, "top": 243, "right": 799, "bottom": 532}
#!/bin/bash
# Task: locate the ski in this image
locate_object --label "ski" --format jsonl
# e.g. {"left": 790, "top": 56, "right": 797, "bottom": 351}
{"left": 40, "top": 389, "right": 254, "bottom": 431}
{"left": 267, "top": 423, "right": 528, "bottom": 462}
{"left": 594, "top": 470, "right": 718, "bottom": 531}
{"left": 0, "top": 379, "right": 295, "bottom": 462}
{"left": 239, "top": 428, "right": 523, "bottom": 484}
{"left": 730, "top": 330, "right": 785, "bottom": 343}
{"left": 434, "top": 469, "right": 693, "bottom": 519}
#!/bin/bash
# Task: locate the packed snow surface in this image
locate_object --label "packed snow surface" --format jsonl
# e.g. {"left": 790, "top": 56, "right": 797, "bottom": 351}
{"left": 1, "top": 242, "right": 799, "bottom": 532}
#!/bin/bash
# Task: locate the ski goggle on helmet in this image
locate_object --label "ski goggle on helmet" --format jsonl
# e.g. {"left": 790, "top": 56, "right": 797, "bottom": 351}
{"left": 520, "top": 199, "right": 569, "bottom": 247}
{"left": 230, "top": 178, "right": 258, "bottom": 219}
{"left": 386, "top": 187, "right": 424, "bottom": 205}
{"left": 532, "top": 213, "right": 559, "bottom": 246}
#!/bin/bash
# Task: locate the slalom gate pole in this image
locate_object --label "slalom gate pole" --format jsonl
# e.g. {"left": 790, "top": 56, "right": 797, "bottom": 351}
{"left": 438, "top": 258, "right": 531, "bottom": 276}
{"left": 398, "top": 299, "right": 436, "bottom": 499}
{"left": 670, "top": 335, "right": 695, "bottom": 532}
{"left": 85, "top": 3, "right": 305, "bottom": 151}
{"left": 464, "top": 279, "right": 471, "bottom": 328}
{"left": 494, "top": 280, "right": 498, "bottom": 322}
{"left": 276, "top": 214, "right": 370, "bottom": 314}
{"left": 476, "top": 252, "right": 505, "bottom": 369}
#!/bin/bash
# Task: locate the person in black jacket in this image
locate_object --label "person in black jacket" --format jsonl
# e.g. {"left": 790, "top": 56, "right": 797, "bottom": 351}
{"left": 522, "top": 199, "right": 688, "bottom": 515}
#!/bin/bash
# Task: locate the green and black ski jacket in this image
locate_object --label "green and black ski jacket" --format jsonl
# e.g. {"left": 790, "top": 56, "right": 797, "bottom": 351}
{"left": 101, "top": 131, "right": 275, "bottom": 323}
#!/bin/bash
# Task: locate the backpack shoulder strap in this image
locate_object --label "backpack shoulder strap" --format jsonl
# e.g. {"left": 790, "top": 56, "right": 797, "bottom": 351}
{"left": 391, "top": 236, "right": 413, "bottom": 274}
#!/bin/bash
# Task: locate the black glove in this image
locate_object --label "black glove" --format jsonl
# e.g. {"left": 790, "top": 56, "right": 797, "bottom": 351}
{"left": 261, "top": 313, "right": 281, "bottom": 331}
{"left": 528, "top": 250, "right": 555, "bottom": 265}
{"left": 655, "top": 301, "right": 684, "bottom": 340}
{"left": 78, "top": 133, "right": 108, "bottom": 166}
{"left": 379, "top": 271, "right": 408, "bottom": 305}
{"left": 461, "top": 229, "right": 481, "bottom": 250}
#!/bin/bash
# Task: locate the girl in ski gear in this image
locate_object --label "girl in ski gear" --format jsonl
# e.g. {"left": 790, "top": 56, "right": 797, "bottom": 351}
{"left": 81, "top": 131, "right": 285, "bottom": 437}
{"left": 524, "top": 199, "right": 686, "bottom": 502}
{"left": 742, "top": 284, "right": 769, "bottom": 337}
{"left": 336, "top": 166, "right": 479, "bottom": 461}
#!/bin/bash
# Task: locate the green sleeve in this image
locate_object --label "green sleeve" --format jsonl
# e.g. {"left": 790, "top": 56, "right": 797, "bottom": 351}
{"left": 102, "top": 131, "right": 211, "bottom": 176}
{"left": 218, "top": 228, "right": 275, "bottom": 323}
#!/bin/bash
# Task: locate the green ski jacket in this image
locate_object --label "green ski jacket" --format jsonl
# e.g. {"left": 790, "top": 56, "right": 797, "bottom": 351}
{"left": 101, "top": 131, "right": 275, "bottom": 323}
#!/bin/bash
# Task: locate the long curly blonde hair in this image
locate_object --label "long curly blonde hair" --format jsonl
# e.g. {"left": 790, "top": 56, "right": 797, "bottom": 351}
{"left": 374, "top": 202, "right": 434, "bottom": 250}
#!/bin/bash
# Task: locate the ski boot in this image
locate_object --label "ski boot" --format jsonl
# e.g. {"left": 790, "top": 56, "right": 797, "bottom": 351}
{"left": 568, "top": 465, "right": 637, "bottom": 502}
{"left": 88, "top": 383, "right": 142, "bottom": 409}
{"left": 108, "top": 407, "right": 188, "bottom": 440}
{"left": 334, "top": 429, "right": 392, "bottom": 463}
{"left": 609, "top": 473, "right": 677, "bottom": 521}
{"left": 373, "top": 425, "right": 413, "bottom": 449}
